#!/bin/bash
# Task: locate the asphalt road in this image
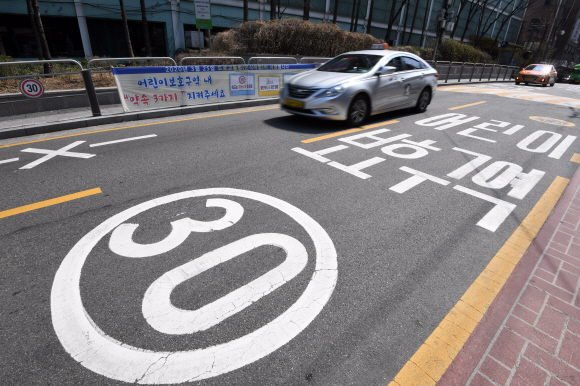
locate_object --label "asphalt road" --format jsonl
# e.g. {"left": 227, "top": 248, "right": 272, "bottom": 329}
{"left": 2, "top": 82, "right": 580, "bottom": 385}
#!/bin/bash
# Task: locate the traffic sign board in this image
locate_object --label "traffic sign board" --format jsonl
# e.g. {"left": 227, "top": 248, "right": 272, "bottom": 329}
{"left": 19, "top": 78, "right": 44, "bottom": 98}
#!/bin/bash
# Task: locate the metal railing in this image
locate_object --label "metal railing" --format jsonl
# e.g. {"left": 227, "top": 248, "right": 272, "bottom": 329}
{"left": 299, "top": 57, "right": 331, "bottom": 67}
{"left": 0, "top": 59, "right": 83, "bottom": 80}
{"left": 87, "top": 57, "right": 176, "bottom": 73}
{"left": 426, "top": 61, "right": 518, "bottom": 83}
{"left": 248, "top": 57, "right": 297, "bottom": 64}
{"left": 179, "top": 56, "right": 245, "bottom": 66}
{"left": 0, "top": 57, "right": 522, "bottom": 120}
{"left": 0, "top": 59, "right": 101, "bottom": 116}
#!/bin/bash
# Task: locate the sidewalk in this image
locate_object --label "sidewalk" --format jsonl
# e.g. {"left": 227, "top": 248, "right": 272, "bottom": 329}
{"left": 438, "top": 166, "right": 580, "bottom": 385}
{"left": 0, "top": 78, "right": 514, "bottom": 141}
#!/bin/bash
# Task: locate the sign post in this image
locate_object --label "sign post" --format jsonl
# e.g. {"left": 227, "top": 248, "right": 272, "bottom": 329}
{"left": 194, "top": 0, "right": 212, "bottom": 52}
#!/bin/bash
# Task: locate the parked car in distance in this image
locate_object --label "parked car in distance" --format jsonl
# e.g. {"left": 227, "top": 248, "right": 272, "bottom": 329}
{"left": 280, "top": 44, "right": 439, "bottom": 126}
{"left": 515, "top": 64, "right": 557, "bottom": 86}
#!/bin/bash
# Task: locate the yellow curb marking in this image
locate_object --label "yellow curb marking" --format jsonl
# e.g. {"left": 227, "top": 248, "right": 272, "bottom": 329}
{"left": 300, "top": 120, "right": 399, "bottom": 143}
{"left": 529, "top": 116, "right": 576, "bottom": 127}
{"left": 0, "top": 187, "right": 102, "bottom": 219}
{"left": 448, "top": 101, "right": 487, "bottom": 110}
{"left": 0, "top": 107, "right": 280, "bottom": 149}
{"left": 388, "top": 176, "right": 569, "bottom": 386}
{"left": 571, "top": 154, "right": 580, "bottom": 163}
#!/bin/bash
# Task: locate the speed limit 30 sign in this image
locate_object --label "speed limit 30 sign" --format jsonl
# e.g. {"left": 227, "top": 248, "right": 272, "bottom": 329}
{"left": 19, "top": 78, "right": 44, "bottom": 98}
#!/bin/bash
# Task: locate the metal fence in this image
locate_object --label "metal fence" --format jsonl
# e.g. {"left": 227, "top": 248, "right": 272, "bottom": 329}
{"left": 0, "top": 57, "right": 519, "bottom": 119}
{"left": 426, "top": 61, "right": 518, "bottom": 83}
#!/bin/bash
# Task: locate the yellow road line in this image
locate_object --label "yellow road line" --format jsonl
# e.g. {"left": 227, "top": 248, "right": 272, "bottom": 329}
{"left": 439, "top": 86, "right": 475, "bottom": 92}
{"left": 543, "top": 98, "right": 579, "bottom": 104}
{"left": 0, "top": 187, "right": 102, "bottom": 219}
{"left": 448, "top": 101, "right": 487, "bottom": 110}
{"left": 301, "top": 120, "right": 399, "bottom": 143}
{"left": 492, "top": 91, "right": 532, "bottom": 96}
{"left": 515, "top": 94, "right": 550, "bottom": 100}
{"left": 465, "top": 89, "right": 510, "bottom": 93}
{"left": 571, "top": 154, "right": 580, "bottom": 163}
{"left": 0, "top": 107, "right": 280, "bottom": 149}
{"left": 388, "top": 176, "right": 569, "bottom": 386}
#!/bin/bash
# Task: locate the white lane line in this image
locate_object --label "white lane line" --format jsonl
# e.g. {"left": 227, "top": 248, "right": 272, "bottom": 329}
{"left": 90, "top": 134, "right": 157, "bottom": 147}
{"left": 0, "top": 158, "right": 19, "bottom": 165}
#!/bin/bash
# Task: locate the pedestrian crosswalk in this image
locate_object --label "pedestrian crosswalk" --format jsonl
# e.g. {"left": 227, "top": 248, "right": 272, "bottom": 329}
{"left": 440, "top": 84, "right": 580, "bottom": 108}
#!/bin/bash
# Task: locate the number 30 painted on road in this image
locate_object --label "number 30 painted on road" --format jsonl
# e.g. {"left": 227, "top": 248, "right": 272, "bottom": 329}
{"left": 51, "top": 189, "right": 338, "bottom": 384}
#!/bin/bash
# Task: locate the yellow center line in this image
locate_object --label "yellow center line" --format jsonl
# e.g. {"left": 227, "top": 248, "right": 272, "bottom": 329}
{"left": 448, "top": 101, "right": 487, "bottom": 110}
{"left": 301, "top": 120, "right": 399, "bottom": 143}
{"left": 0, "top": 187, "right": 102, "bottom": 219}
{"left": 0, "top": 106, "right": 280, "bottom": 149}
{"left": 388, "top": 176, "right": 569, "bottom": 386}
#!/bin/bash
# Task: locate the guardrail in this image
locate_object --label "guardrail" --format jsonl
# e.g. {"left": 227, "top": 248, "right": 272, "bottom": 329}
{"left": 426, "top": 61, "right": 518, "bottom": 83}
{"left": 87, "top": 57, "right": 177, "bottom": 73}
{"left": 248, "top": 57, "right": 297, "bottom": 64}
{"left": 179, "top": 56, "right": 245, "bottom": 66}
{"left": 0, "top": 57, "right": 520, "bottom": 119}
{"left": 0, "top": 59, "right": 101, "bottom": 116}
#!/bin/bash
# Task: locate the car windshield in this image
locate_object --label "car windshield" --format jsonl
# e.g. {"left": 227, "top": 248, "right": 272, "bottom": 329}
{"left": 317, "top": 54, "right": 383, "bottom": 73}
{"left": 573, "top": 68, "right": 580, "bottom": 75}
{"left": 525, "top": 64, "right": 551, "bottom": 72}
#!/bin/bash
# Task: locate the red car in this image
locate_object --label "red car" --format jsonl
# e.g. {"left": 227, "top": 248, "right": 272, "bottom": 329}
{"left": 515, "top": 64, "right": 557, "bottom": 87}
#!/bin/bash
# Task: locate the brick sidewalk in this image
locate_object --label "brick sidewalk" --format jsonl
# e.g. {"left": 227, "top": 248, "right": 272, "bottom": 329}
{"left": 439, "top": 168, "right": 580, "bottom": 385}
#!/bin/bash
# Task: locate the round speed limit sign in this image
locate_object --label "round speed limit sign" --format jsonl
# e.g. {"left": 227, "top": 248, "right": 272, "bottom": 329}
{"left": 19, "top": 78, "right": 44, "bottom": 98}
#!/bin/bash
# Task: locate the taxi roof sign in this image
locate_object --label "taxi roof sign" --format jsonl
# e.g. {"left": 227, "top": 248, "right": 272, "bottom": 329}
{"left": 371, "top": 43, "right": 389, "bottom": 50}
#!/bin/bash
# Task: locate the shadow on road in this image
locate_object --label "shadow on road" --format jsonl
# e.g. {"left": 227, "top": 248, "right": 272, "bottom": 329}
{"left": 264, "top": 108, "right": 420, "bottom": 134}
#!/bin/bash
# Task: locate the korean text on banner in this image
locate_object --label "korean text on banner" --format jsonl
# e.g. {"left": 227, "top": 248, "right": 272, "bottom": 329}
{"left": 112, "top": 64, "right": 315, "bottom": 113}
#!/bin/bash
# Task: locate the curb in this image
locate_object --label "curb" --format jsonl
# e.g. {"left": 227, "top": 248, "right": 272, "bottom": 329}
{"left": 0, "top": 98, "right": 279, "bottom": 141}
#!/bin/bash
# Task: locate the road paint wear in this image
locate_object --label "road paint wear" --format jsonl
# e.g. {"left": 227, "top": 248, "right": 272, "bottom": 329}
{"left": 20, "top": 141, "right": 95, "bottom": 169}
{"left": 529, "top": 116, "right": 575, "bottom": 127}
{"left": 51, "top": 188, "right": 338, "bottom": 384}
{"left": 389, "top": 176, "right": 569, "bottom": 386}
{"left": 89, "top": 134, "right": 157, "bottom": 147}
{"left": 0, "top": 188, "right": 102, "bottom": 219}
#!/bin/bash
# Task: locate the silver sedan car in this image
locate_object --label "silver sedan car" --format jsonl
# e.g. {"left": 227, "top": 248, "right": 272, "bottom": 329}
{"left": 280, "top": 47, "right": 438, "bottom": 126}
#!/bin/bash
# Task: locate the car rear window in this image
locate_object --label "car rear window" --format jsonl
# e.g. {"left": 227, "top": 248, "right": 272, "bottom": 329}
{"left": 317, "top": 54, "right": 383, "bottom": 73}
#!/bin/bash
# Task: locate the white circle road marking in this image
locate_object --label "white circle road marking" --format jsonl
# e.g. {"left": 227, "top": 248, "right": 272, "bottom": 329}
{"left": 143, "top": 233, "right": 308, "bottom": 334}
{"left": 51, "top": 188, "right": 338, "bottom": 384}
{"left": 108, "top": 198, "right": 245, "bottom": 258}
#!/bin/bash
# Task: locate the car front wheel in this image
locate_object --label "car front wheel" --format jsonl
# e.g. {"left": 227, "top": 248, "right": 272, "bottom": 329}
{"left": 415, "top": 88, "right": 431, "bottom": 113}
{"left": 347, "top": 95, "right": 369, "bottom": 127}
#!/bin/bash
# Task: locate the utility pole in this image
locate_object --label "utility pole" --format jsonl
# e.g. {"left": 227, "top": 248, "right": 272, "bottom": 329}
{"left": 432, "top": 0, "right": 455, "bottom": 60}
{"left": 543, "top": 0, "right": 564, "bottom": 60}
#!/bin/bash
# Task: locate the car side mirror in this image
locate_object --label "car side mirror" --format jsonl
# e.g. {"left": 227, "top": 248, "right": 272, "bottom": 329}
{"left": 377, "top": 66, "right": 397, "bottom": 76}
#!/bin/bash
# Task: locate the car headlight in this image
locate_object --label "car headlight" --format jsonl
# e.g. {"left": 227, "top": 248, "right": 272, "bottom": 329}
{"left": 317, "top": 85, "right": 345, "bottom": 98}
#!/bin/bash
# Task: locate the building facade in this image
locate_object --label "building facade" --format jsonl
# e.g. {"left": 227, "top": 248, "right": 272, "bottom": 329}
{"left": 0, "top": 0, "right": 525, "bottom": 59}
{"left": 517, "top": 0, "right": 580, "bottom": 63}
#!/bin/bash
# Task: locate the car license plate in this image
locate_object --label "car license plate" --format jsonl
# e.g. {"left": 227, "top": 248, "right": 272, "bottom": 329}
{"left": 286, "top": 99, "right": 304, "bottom": 108}
{"left": 523, "top": 76, "right": 536, "bottom": 81}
